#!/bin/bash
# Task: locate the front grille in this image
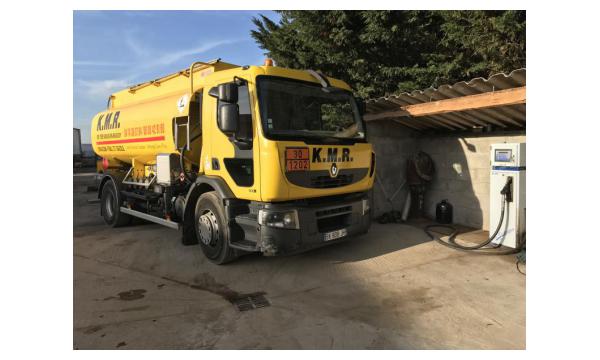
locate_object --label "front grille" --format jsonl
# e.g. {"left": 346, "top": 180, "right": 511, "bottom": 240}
{"left": 316, "top": 205, "right": 352, "bottom": 233}
{"left": 310, "top": 174, "right": 353, "bottom": 188}
{"left": 317, "top": 214, "right": 350, "bottom": 232}
{"left": 286, "top": 168, "right": 368, "bottom": 189}
{"left": 316, "top": 206, "right": 351, "bottom": 218}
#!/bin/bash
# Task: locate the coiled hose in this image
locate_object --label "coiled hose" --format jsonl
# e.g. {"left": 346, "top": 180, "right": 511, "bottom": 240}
{"left": 424, "top": 194, "right": 522, "bottom": 255}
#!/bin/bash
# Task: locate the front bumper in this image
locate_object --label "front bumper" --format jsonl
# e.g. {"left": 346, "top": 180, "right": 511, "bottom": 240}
{"left": 254, "top": 193, "right": 371, "bottom": 256}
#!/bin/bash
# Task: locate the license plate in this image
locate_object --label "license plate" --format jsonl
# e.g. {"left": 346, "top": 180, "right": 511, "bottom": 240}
{"left": 323, "top": 228, "right": 348, "bottom": 242}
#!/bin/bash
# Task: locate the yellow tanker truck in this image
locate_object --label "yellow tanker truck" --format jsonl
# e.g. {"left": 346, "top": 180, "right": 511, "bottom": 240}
{"left": 91, "top": 58, "right": 375, "bottom": 264}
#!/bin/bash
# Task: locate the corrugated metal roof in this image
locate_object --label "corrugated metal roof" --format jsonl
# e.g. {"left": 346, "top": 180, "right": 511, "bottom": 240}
{"left": 365, "top": 68, "right": 526, "bottom": 132}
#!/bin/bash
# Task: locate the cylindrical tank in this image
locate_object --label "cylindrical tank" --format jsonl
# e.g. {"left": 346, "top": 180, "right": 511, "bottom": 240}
{"left": 91, "top": 92, "right": 190, "bottom": 166}
{"left": 89, "top": 60, "right": 239, "bottom": 167}
{"left": 436, "top": 199, "right": 453, "bottom": 224}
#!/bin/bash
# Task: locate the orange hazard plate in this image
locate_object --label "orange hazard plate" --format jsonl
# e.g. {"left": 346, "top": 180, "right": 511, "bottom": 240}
{"left": 286, "top": 147, "right": 309, "bottom": 172}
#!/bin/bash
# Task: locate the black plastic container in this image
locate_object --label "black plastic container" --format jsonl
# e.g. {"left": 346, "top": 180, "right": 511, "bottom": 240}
{"left": 436, "top": 200, "right": 453, "bottom": 224}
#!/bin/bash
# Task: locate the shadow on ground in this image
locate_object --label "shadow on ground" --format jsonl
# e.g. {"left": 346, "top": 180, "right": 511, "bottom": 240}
{"left": 73, "top": 174, "right": 525, "bottom": 350}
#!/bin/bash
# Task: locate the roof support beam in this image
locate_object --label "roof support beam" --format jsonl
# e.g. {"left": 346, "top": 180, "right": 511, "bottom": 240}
{"left": 364, "top": 86, "right": 526, "bottom": 121}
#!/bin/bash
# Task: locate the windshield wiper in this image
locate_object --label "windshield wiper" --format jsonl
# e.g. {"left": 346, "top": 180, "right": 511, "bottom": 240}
{"left": 292, "top": 131, "right": 361, "bottom": 144}
{"left": 306, "top": 70, "right": 347, "bottom": 94}
{"left": 299, "top": 130, "right": 362, "bottom": 140}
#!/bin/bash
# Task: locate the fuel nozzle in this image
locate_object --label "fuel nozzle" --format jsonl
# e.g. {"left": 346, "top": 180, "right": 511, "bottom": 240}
{"left": 501, "top": 176, "right": 513, "bottom": 203}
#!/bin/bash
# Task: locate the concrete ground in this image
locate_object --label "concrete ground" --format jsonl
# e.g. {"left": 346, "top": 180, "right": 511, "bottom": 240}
{"left": 73, "top": 173, "right": 525, "bottom": 350}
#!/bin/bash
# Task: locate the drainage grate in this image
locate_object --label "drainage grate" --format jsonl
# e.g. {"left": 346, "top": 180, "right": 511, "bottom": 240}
{"left": 231, "top": 293, "right": 270, "bottom": 312}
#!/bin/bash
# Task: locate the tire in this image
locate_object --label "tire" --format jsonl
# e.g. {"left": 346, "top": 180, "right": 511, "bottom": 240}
{"left": 194, "top": 191, "right": 238, "bottom": 264}
{"left": 100, "top": 180, "right": 131, "bottom": 227}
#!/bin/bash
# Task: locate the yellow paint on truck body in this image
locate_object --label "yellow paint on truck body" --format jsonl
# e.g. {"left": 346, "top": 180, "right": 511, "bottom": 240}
{"left": 91, "top": 60, "right": 374, "bottom": 202}
{"left": 91, "top": 61, "right": 238, "bottom": 166}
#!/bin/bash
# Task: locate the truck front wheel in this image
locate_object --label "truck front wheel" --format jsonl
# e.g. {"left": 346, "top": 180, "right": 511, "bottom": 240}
{"left": 194, "top": 191, "right": 238, "bottom": 264}
{"left": 100, "top": 180, "right": 131, "bottom": 227}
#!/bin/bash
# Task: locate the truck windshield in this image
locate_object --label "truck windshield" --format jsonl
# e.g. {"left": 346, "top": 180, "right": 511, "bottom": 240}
{"left": 257, "top": 77, "right": 366, "bottom": 142}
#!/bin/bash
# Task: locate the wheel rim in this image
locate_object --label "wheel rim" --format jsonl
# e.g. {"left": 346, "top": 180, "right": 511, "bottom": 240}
{"left": 198, "top": 210, "right": 219, "bottom": 247}
{"left": 105, "top": 191, "right": 114, "bottom": 218}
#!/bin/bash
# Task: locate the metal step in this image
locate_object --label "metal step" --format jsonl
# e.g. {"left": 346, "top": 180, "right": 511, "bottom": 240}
{"left": 235, "top": 213, "right": 258, "bottom": 227}
{"left": 233, "top": 213, "right": 259, "bottom": 249}
{"left": 229, "top": 239, "right": 258, "bottom": 252}
{"left": 120, "top": 207, "right": 180, "bottom": 230}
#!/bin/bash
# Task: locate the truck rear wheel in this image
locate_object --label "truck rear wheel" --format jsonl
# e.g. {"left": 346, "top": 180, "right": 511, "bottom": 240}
{"left": 101, "top": 180, "right": 131, "bottom": 227}
{"left": 194, "top": 191, "right": 237, "bottom": 264}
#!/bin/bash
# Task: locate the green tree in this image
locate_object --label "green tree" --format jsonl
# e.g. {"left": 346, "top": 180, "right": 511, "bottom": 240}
{"left": 251, "top": 10, "right": 525, "bottom": 98}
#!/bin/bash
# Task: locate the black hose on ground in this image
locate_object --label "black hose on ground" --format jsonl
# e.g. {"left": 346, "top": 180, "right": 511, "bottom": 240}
{"left": 424, "top": 195, "right": 522, "bottom": 255}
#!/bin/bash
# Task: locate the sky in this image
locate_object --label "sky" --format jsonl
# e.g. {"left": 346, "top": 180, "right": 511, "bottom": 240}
{"left": 73, "top": 10, "right": 280, "bottom": 143}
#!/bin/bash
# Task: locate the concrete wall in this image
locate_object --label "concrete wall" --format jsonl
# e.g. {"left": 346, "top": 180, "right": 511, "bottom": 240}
{"left": 416, "top": 132, "right": 526, "bottom": 230}
{"left": 367, "top": 121, "right": 525, "bottom": 230}
{"left": 366, "top": 121, "right": 418, "bottom": 217}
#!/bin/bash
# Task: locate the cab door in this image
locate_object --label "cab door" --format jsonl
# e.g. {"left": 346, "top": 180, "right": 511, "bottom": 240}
{"left": 204, "top": 81, "right": 261, "bottom": 201}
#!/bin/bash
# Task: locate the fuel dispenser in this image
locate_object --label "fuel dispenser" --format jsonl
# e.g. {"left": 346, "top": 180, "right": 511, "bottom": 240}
{"left": 425, "top": 142, "right": 526, "bottom": 254}
{"left": 490, "top": 143, "right": 526, "bottom": 249}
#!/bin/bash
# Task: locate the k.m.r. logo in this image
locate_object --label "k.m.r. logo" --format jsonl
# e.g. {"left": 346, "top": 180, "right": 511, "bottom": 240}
{"left": 311, "top": 147, "right": 353, "bottom": 163}
{"left": 96, "top": 111, "right": 121, "bottom": 131}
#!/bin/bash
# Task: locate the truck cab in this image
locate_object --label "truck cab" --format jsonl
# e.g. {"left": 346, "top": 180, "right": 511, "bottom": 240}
{"left": 92, "top": 59, "right": 375, "bottom": 264}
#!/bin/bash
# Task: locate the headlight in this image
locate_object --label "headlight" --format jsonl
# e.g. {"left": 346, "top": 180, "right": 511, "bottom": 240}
{"left": 362, "top": 199, "right": 370, "bottom": 215}
{"left": 258, "top": 209, "right": 299, "bottom": 229}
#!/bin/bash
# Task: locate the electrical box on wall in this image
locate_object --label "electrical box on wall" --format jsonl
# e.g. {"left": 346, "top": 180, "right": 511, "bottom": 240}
{"left": 489, "top": 143, "right": 526, "bottom": 249}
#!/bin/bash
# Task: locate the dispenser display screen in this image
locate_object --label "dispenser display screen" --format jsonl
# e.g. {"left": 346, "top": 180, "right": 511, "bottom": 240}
{"left": 495, "top": 149, "right": 512, "bottom": 162}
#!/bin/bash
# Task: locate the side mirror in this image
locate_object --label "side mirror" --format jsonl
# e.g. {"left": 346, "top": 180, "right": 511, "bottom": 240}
{"left": 209, "top": 83, "right": 239, "bottom": 103}
{"left": 218, "top": 103, "right": 239, "bottom": 135}
{"left": 356, "top": 97, "right": 367, "bottom": 116}
{"left": 219, "top": 83, "right": 238, "bottom": 103}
